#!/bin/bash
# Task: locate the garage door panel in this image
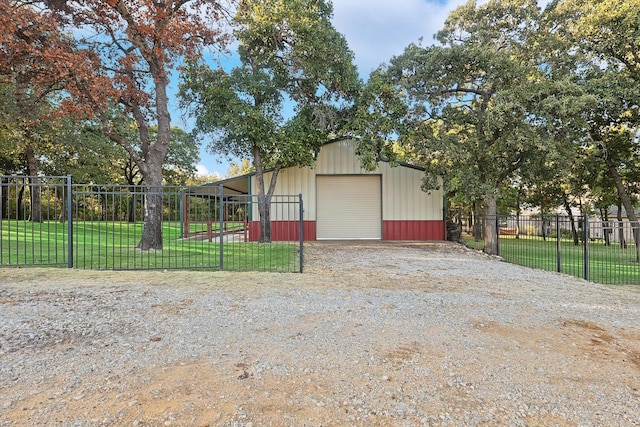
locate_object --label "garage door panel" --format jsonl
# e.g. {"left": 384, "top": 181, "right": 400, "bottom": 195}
{"left": 316, "top": 176, "right": 381, "bottom": 240}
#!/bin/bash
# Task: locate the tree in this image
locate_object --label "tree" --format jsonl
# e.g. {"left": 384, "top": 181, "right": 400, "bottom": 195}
{"left": 180, "top": 0, "right": 360, "bottom": 242}
{"left": 0, "top": 2, "right": 92, "bottom": 222}
{"left": 361, "top": 0, "right": 549, "bottom": 254}
{"left": 114, "top": 124, "right": 200, "bottom": 187}
{"left": 548, "top": 0, "right": 640, "bottom": 257}
{"left": 0, "top": 84, "right": 28, "bottom": 176}
{"left": 16, "top": 0, "right": 233, "bottom": 250}
{"left": 349, "top": 68, "right": 409, "bottom": 171}
{"left": 226, "top": 158, "right": 254, "bottom": 178}
{"left": 186, "top": 172, "right": 224, "bottom": 187}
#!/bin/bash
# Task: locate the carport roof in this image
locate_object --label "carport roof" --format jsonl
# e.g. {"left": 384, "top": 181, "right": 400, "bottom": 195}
{"left": 186, "top": 174, "right": 251, "bottom": 197}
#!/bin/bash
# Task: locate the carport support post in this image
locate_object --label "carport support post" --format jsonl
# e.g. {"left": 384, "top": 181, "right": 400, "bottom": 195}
{"left": 299, "top": 193, "right": 304, "bottom": 273}
{"left": 67, "top": 175, "right": 73, "bottom": 268}
{"left": 219, "top": 184, "right": 224, "bottom": 271}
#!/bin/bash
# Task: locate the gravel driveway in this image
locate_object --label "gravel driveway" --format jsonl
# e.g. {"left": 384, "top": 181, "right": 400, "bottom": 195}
{"left": 1, "top": 241, "right": 639, "bottom": 426}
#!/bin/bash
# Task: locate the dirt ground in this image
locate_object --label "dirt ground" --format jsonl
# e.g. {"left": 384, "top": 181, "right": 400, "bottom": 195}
{"left": 1, "top": 242, "right": 640, "bottom": 426}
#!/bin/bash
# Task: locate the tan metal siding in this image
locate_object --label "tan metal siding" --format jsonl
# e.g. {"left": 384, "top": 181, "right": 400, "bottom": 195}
{"left": 315, "top": 140, "right": 381, "bottom": 175}
{"left": 250, "top": 167, "right": 316, "bottom": 221}
{"left": 381, "top": 165, "right": 443, "bottom": 221}
{"left": 250, "top": 139, "right": 443, "bottom": 223}
{"left": 316, "top": 175, "right": 382, "bottom": 240}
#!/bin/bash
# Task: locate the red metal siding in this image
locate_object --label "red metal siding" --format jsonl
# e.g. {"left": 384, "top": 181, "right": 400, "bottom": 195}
{"left": 383, "top": 220, "right": 445, "bottom": 241}
{"left": 248, "top": 221, "right": 316, "bottom": 242}
{"left": 248, "top": 220, "right": 444, "bottom": 241}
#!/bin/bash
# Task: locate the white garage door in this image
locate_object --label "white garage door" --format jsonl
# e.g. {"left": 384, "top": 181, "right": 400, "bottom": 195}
{"left": 316, "top": 175, "right": 382, "bottom": 240}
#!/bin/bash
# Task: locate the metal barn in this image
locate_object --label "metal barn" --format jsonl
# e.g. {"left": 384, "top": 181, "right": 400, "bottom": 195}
{"left": 197, "top": 139, "right": 445, "bottom": 241}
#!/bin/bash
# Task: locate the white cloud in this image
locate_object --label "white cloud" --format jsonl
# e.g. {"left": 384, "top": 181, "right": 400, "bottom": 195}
{"left": 196, "top": 163, "right": 226, "bottom": 180}
{"left": 195, "top": 164, "right": 210, "bottom": 177}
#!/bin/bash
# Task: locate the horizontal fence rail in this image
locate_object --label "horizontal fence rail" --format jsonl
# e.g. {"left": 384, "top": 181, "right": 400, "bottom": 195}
{"left": 0, "top": 176, "right": 303, "bottom": 273}
{"left": 461, "top": 214, "right": 640, "bottom": 285}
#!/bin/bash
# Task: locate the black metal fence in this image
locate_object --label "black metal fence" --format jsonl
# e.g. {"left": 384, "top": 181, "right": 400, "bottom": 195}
{"left": 461, "top": 214, "right": 640, "bottom": 285}
{"left": 0, "top": 176, "right": 303, "bottom": 272}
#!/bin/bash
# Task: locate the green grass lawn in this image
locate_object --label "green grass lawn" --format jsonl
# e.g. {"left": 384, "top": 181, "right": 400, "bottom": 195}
{"left": 464, "top": 235, "right": 640, "bottom": 285}
{"left": 0, "top": 219, "right": 300, "bottom": 272}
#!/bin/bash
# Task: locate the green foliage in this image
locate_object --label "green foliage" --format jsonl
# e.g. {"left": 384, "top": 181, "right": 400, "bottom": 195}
{"left": 350, "top": 69, "right": 408, "bottom": 171}
{"left": 180, "top": 0, "right": 360, "bottom": 172}
{"left": 235, "top": 0, "right": 361, "bottom": 104}
{"left": 362, "top": 0, "right": 551, "bottom": 208}
{"left": 538, "top": 0, "right": 640, "bottom": 230}
{"left": 560, "top": 0, "right": 640, "bottom": 79}
{"left": 226, "top": 158, "right": 254, "bottom": 178}
{"left": 0, "top": 81, "right": 57, "bottom": 175}
{"left": 352, "top": 0, "right": 640, "bottom": 233}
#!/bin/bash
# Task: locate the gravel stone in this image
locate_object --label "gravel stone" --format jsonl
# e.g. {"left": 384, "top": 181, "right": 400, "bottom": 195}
{"left": 0, "top": 241, "right": 639, "bottom": 426}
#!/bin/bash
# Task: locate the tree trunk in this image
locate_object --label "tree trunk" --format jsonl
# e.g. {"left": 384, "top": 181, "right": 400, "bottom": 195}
{"left": 0, "top": 177, "right": 8, "bottom": 220}
{"left": 57, "top": 188, "right": 66, "bottom": 223}
{"left": 251, "top": 145, "right": 281, "bottom": 243}
{"left": 617, "top": 201, "right": 627, "bottom": 249}
{"left": 124, "top": 161, "right": 143, "bottom": 223}
{"left": 137, "top": 170, "right": 164, "bottom": 251}
{"left": 608, "top": 164, "right": 640, "bottom": 262}
{"left": 132, "top": 86, "right": 170, "bottom": 250}
{"left": 98, "top": 46, "right": 172, "bottom": 250}
{"left": 600, "top": 208, "right": 611, "bottom": 246}
{"left": 564, "top": 199, "right": 579, "bottom": 246}
{"left": 128, "top": 191, "right": 139, "bottom": 223}
{"left": 17, "top": 183, "right": 25, "bottom": 220}
{"left": 252, "top": 146, "right": 270, "bottom": 243}
{"left": 257, "top": 193, "right": 272, "bottom": 243}
{"left": 472, "top": 202, "right": 482, "bottom": 242}
{"left": 483, "top": 194, "right": 499, "bottom": 255}
{"left": 25, "top": 144, "right": 42, "bottom": 223}
{"left": 99, "top": 191, "right": 108, "bottom": 221}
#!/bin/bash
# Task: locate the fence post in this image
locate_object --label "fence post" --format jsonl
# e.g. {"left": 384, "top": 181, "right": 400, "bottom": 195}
{"left": 0, "top": 176, "right": 3, "bottom": 220}
{"left": 219, "top": 184, "right": 224, "bottom": 271}
{"left": 556, "top": 215, "right": 561, "bottom": 273}
{"left": 299, "top": 193, "right": 304, "bottom": 273}
{"left": 67, "top": 175, "right": 73, "bottom": 268}
{"left": 180, "top": 190, "right": 185, "bottom": 238}
{"left": 496, "top": 215, "right": 500, "bottom": 256}
{"left": 583, "top": 213, "right": 589, "bottom": 281}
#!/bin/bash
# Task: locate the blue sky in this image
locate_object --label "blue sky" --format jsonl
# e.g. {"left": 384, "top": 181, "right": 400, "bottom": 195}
{"left": 182, "top": 0, "right": 471, "bottom": 178}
